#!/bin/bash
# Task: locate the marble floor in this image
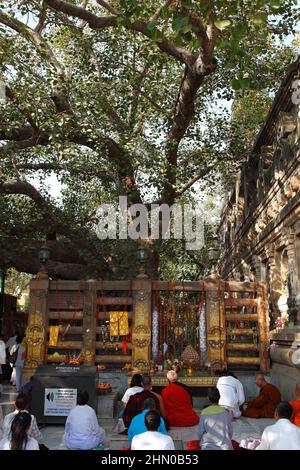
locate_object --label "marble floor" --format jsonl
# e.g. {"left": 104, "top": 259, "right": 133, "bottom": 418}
{"left": 1, "top": 384, "right": 275, "bottom": 450}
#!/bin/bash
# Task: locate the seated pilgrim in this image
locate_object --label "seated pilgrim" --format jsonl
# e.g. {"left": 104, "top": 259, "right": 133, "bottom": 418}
{"left": 121, "top": 373, "right": 144, "bottom": 408}
{"left": 256, "top": 402, "right": 300, "bottom": 450}
{"left": 64, "top": 391, "right": 105, "bottom": 450}
{"left": 131, "top": 410, "right": 175, "bottom": 451}
{"left": 123, "top": 375, "right": 162, "bottom": 429}
{"left": 161, "top": 370, "right": 199, "bottom": 427}
{"left": 128, "top": 398, "right": 168, "bottom": 445}
{"left": 217, "top": 370, "right": 245, "bottom": 419}
{"left": 289, "top": 382, "right": 300, "bottom": 428}
{"left": 0, "top": 412, "right": 39, "bottom": 450}
{"left": 2, "top": 393, "right": 41, "bottom": 442}
{"left": 242, "top": 373, "right": 281, "bottom": 419}
{"left": 197, "top": 387, "right": 233, "bottom": 450}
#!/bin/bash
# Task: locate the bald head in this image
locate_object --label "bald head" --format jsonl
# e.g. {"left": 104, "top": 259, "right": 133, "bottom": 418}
{"left": 255, "top": 373, "right": 267, "bottom": 388}
{"left": 295, "top": 383, "right": 300, "bottom": 399}
{"left": 167, "top": 370, "right": 178, "bottom": 382}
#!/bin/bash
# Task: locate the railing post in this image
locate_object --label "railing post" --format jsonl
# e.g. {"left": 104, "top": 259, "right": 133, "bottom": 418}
{"left": 83, "top": 280, "right": 97, "bottom": 366}
{"left": 131, "top": 277, "right": 152, "bottom": 370}
{"left": 23, "top": 277, "right": 49, "bottom": 381}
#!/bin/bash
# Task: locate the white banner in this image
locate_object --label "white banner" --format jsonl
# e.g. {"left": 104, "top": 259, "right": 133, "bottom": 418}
{"left": 44, "top": 388, "right": 77, "bottom": 416}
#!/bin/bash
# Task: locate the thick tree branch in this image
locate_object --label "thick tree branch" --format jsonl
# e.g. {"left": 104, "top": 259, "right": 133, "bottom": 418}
{"left": 44, "top": 0, "right": 193, "bottom": 65}
{"left": 0, "top": 10, "right": 64, "bottom": 75}
{"left": 151, "top": 0, "right": 175, "bottom": 22}
{"left": 175, "top": 166, "right": 213, "bottom": 198}
{"left": 96, "top": 0, "right": 117, "bottom": 15}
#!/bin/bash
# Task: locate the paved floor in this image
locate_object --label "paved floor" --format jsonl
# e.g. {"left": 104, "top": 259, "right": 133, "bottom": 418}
{"left": 1, "top": 384, "right": 274, "bottom": 450}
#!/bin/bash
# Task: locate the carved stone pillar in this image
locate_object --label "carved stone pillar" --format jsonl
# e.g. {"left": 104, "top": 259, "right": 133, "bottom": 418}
{"left": 131, "top": 277, "right": 152, "bottom": 370}
{"left": 83, "top": 281, "right": 96, "bottom": 366}
{"left": 251, "top": 255, "right": 262, "bottom": 283}
{"left": 265, "top": 245, "right": 281, "bottom": 317}
{"left": 23, "top": 278, "right": 49, "bottom": 381}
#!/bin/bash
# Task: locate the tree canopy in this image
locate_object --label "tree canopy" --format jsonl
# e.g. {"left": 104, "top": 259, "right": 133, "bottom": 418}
{"left": 0, "top": 0, "right": 299, "bottom": 279}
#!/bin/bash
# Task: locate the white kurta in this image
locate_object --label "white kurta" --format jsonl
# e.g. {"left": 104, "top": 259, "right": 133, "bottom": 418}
{"left": 0, "top": 339, "right": 5, "bottom": 378}
{"left": 0, "top": 340, "right": 6, "bottom": 365}
{"left": 256, "top": 419, "right": 300, "bottom": 450}
{"left": 6, "top": 336, "right": 17, "bottom": 353}
{"left": 0, "top": 436, "right": 39, "bottom": 450}
{"left": 131, "top": 431, "right": 175, "bottom": 450}
{"left": 121, "top": 386, "right": 144, "bottom": 405}
{"left": 64, "top": 404, "right": 105, "bottom": 450}
{"left": 3, "top": 410, "right": 42, "bottom": 441}
{"left": 217, "top": 376, "right": 245, "bottom": 418}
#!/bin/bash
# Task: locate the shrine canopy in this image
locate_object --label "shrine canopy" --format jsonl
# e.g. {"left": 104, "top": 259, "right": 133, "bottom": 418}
{"left": 24, "top": 277, "right": 269, "bottom": 378}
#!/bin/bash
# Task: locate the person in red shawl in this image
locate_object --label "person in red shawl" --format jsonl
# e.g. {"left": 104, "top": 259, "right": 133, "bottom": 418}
{"left": 242, "top": 373, "right": 281, "bottom": 418}
{"left": 161, "top": 370, "right": 200, "bottom": 427}
{"left": 289, "top": 383, "right": 300, "bottom": 428}
{"left": 123, "top": 375, "right": 163, "bottom": 429}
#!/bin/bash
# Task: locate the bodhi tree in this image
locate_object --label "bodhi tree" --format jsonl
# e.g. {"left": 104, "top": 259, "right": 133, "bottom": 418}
{"left": 0, "top": 0, "right": 298, "bottom": 279}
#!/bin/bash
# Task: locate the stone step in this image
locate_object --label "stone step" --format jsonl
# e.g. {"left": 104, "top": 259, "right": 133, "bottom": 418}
{"left": 0, "top": 385, "right": 18, "bottom": 416}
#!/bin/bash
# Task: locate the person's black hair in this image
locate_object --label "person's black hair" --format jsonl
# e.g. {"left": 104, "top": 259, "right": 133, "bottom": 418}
{"left": 145, "top": 410, "right": 160, "bottom": 431}
{"left": 208, "top": 387, "right": 220, "bottom": 404}
{"left": 275, "top": 402, "right": 293, "bottom": 420}
{"left": 15, "top": 393, "right": 29, "bottom": 411}
{"left": 77, "top": 391, "right": 89, "bottom": 406}
{"left": 142, "top": 398, "right": 156, "bottom": 410}
{"left": 227, "top": 371, "right": 238, "bottom": 379}
{"left": 10, "top": 412, "right": 31, "bottom": 450}
{"left": 130, "top": 373, "right": 143, "bottom": 388}
{"left": 142, "top": 374, "right": 152, "bottom": 387}
{"left": 16, "top": 335, "right": 24, "bottom": 344}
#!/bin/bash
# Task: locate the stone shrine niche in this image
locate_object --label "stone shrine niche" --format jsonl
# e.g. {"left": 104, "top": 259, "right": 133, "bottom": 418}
{"left": 278, "top": 112, "right": 297, "bottom": 141}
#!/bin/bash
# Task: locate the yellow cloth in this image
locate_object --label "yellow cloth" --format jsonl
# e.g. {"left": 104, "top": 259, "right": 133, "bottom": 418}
{"left": 109, "top": 311, "right": 129, "bottom": 336}
{"left": 49, "top": 325, "right": 60, "bottom": 346}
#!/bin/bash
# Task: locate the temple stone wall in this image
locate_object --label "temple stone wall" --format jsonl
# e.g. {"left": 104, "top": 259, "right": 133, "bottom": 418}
{"left": 270, "top": 363, "right": 300, "bottom": 401}
{"left": 218, "top": 57, "right": 300, "bottom": 380}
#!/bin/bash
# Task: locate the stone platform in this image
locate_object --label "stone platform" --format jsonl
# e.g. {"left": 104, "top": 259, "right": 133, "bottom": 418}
{"left": 0, "top": 384, "right": 275, "bottom": 449}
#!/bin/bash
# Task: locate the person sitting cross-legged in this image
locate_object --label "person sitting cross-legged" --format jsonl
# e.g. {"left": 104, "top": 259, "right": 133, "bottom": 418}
{"left": 128, "top": 398, "right": 168, "bottom": 445}
{"left": 121, "top": 374, "right": 144, "bottom": 408}
{"left": 197, "top": 387, "right": 233, "bottom": 450}
{"left": 64, "top": 391, "right": 105, "bottom": 450}
{"left": 0, "top": 412, "right": 39, "bottom": 450}
{"left": 289, "top": 383, "right": 300, "bottom": 428}
{"left": 256, "top": 402, "right": 300, "bottom": 450}
{"left": 2, "top": 393, "right": 41, "bottom": 442}
{"left": 242, "top": 373, "right": 281, "bottom": 419}
{"left": 161, "top": 370, "right": 199, "bottom": 427}
{"left": 123, "top": 374, "right": 162, "bottom": 429}
{"left": 217, "top": 370, "right": 245, "bottom": 419}
{"left": 131, "top": 410, "right": 175, "bottom": 450}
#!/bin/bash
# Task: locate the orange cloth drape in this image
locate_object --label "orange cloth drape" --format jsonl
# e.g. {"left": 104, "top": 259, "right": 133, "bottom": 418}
{"left": 243, "top": 383, "right": 281, "bottom": 418}
{"left": 161, "top": 382, "right": 200, "bottom": 427}
{"left": 290, "top": 400, "right": 300, "bottom": 427}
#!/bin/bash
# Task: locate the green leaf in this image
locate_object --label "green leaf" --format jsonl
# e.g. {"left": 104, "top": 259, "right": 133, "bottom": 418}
{"left": 231, "top": 78, "right": 242, "bottom": 90}
{"left": 270, "top": 0, "right": 281, "bottom": 9}
{"left": 172, "top": 15, "right": 189, "bottom": 31}
{"left": 253, "top": 12, "right": 268, "bottom": 25}
{"left": 214, "top": 20, "right": 232, "bottom": 31}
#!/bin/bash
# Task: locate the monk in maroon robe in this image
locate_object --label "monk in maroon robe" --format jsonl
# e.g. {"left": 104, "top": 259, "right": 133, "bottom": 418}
{"left": 161, "top": 370, "right": 200, "bottom": 427}
{"left": 123, "top": 375, "right": 164, "bottom": 429}
{"left": 242, "top": 374, "right": 281, "bottom": 418}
